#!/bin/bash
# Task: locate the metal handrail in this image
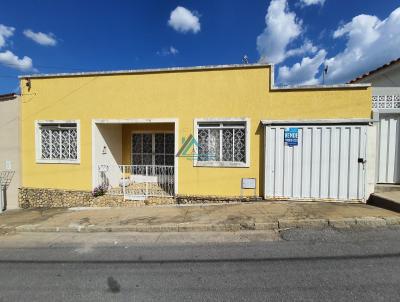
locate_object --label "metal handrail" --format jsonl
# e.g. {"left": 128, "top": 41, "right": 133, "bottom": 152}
{"left": 99, "top": 165, "right": 174, "bottom": 200}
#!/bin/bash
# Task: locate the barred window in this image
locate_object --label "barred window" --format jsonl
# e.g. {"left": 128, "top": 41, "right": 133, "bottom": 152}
{"left": 39, "top": 123, "right": 78, "bottom": 162}
{"left": 197, "top": 122, "right": 246, "bottom": 164}
{"left": 131, "top": 133, "right": 175, "bottom": 166}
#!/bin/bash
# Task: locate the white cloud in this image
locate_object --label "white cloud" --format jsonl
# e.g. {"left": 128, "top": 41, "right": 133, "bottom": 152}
{"left": 272, "top": 5, "right": 400, "bottom": 86}
{"left": 168, "top": 6, "right": 201, "bottom": 34}
{"left": 0, "top": 24, "right": 15, "bottom": 49}
{"left": 0, "top": 50, "right": 33, "bottom": 71}
{"left": 23, "top": 29, "right": 57, "bottom": 46}
{"left": 300, "top": 0, "right": 325, "bottom": 6}
{"left": 325, "top": 7, "right": 400, "bottom": 83}
{"left": 169, "top": 46, "right": 179, "bottom": 55}
{"left": 257, "top": 0, "right": 302, "bottom": 64}
{"left": 157, "top": 46, "right": 179, "bottom": 56}
{"left": 285, "top": 40, "right": 318, "bottom": 58}
{"left": 278, "top": 49, "right": 326, "bottom": 85}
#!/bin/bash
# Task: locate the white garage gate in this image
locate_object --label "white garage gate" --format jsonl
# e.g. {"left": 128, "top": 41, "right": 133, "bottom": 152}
{"left": 264, "top": 121, "right": 368, "bottom": 201}
{"left": 376, "top": 113, "right": 400, "bottom": 184}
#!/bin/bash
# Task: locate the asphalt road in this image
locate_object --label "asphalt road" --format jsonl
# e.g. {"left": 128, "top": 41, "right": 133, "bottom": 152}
{"left": 0, "top": 228, "right": 400, "bottom": 301}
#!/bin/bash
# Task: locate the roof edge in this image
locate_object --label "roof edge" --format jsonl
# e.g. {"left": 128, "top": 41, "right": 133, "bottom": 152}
{"left": 18, "top": 62, "right": 370, "bottom": 90}
{"left": 0, "top": 93, "right": 17, "bottom": 101}
{"left": 18, "top": 63, "right": 271, "bottom": 79}
{"left": 348, "top": 57, "right": 400, "bottom": 83}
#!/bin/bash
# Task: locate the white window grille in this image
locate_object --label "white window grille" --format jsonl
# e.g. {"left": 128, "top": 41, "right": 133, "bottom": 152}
{"left": 197, "top": 122, "right": 246, "bottom": 165}
{"left": 38, "top": 123, "right": 78, "bottom": 162}
{"left": 372, "top": 95, "right": 400, "bottom": 110}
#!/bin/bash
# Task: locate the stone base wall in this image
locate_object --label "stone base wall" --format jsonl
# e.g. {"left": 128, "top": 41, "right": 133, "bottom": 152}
{"left": 18, "top": 187, "right": 175, "bottom": 208}
{"left": 18, "top": 187, "right": 262, "bottom": 209}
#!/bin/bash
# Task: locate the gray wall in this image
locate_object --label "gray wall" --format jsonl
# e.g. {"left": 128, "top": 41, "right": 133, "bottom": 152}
{"left": 356, "top": 63, "right": 400, "bottom": 95}
{"left": 0, "top": 95, "right": 20, "bottom": 209}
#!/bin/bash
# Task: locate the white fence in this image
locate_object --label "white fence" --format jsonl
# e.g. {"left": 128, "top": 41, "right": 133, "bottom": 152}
{"left": 0, "top": 170, "right": 14, "bottom": 212}
{"left": 99, "top": 165, "right": 174, "bottom": 200}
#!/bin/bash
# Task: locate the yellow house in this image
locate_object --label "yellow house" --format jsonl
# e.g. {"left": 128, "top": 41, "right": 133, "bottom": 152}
{"left": 19, "top": 64, "right": 374, "bottom": 207}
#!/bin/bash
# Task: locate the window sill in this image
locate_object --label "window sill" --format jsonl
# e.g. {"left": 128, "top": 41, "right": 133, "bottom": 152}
{"left": 194, "top": 161, "right": 249, "bottom": 168}
{"left": 36, "top": 159, "right": 80, "bottom": 164}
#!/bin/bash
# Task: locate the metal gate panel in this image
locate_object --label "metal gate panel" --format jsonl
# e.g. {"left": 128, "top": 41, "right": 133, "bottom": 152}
{"left": 265, "top": 125, "right": 367, "bottom": 201}
{"left": 377, "top": 114, "right": 400, "bottom": 184}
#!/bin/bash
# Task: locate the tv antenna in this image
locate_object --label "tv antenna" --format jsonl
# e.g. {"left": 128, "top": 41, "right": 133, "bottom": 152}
{"left": 322, "top": 64, "right": 328, "bottom": 84}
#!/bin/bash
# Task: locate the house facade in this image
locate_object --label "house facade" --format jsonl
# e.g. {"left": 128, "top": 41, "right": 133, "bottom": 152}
{"left": 350, "top": 58, "right": 400, "bottom": 186}
{"left": 19, "top": 64, "right": 374, "bottom": 206}
{"left": 0, "top": 93, "right": 20, "bottom": 210}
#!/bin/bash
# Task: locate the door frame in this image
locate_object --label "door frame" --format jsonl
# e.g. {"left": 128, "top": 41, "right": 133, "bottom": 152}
{"left": 92, "top": 118, "right": 179, "bottom": 195}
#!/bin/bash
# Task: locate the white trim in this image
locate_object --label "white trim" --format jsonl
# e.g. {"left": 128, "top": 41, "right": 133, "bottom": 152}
{"left": 131, "top": 130, "right": 174, "bottom": 133}
{"left": 261, "top": 118, "right": 373, "bottom": 125}
{"left": 193, "top": 118, "right": 250, "bottom": 168}
{"left": 35, "top": 120, "right": 81, "bottom": 164}
{"left": 91, "top": 120, "right": 96, "bottom": 189}
{"left": 174, "top": 120, "right": 179, "bottom": 194}
{"left": 91, "top": 118, "right": 179, "bottom": 195}
{"left": 263, "top": 126, "right": 267, "bottom": 199}
{"left": 93, "top": 118, "right": 178, "bottom": 124}
{"left": 22, "top": 64, "right": 269, "bottom": 79}
{"left": 371, "top": 109, "right": 380, "bottom": 122}
{"left": 374, "top": 109, "right": 400, "bottom": 114}
{"left": 271, "top": 84, "right": 370, "bottom": 90}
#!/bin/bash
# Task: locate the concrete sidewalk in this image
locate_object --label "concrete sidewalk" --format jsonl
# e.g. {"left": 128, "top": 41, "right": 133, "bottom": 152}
{"left": 368, "top": 191, "right": 400, "bottom": 212}
{"left": 1, "top": 201, "right": 400, "bottom": 233}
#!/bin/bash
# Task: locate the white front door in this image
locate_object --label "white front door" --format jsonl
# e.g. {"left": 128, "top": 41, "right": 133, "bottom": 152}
{"left": 377, "top": 114, "right": 400, "bottom": 184}
{"left": 265, "top": 125, "right": 367, "bottom": 201}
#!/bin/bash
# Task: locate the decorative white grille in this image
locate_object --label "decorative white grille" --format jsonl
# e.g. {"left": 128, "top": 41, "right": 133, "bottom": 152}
{"left": 40, "top": 124, "right": 78, "bottom": 161}
{"left": 372, "top": 95, "right": 400, "bottom": 110}
{"left": 197, "top": 122, "right": 246, "bottom": 163}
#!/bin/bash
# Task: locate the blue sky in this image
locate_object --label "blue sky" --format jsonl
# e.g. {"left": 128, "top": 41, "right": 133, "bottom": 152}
{"left": 0, "top": 0, "right": 399, "bottom": 93}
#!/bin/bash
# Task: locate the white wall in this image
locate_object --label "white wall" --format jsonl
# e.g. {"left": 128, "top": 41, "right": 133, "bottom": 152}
{"left": 357, "top": 63, "right": 400, "bottom": 95}
{"left": 0, "top": 96, "right": 20, "bottom": 209}
{"left": 366, "top": 123, "right": 377, "bottom": 197}
{"left": 93, "top": 123, "right": 122, "bottom": 188}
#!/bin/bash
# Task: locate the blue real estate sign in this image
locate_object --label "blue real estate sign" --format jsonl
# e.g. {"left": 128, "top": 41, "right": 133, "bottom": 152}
{"left": 284, "top": 128, "right": 299, "bottom": 147}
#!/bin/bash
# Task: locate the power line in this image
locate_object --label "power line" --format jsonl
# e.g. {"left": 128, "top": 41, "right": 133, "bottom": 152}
{"left": 0, "top": 75, "right": 18, "bottom": 78}
{"left": 0, "top": 76, "right": 100, "bottom": 129}
{"left": 0, "top": 62, "right": 124, "bottom": 73}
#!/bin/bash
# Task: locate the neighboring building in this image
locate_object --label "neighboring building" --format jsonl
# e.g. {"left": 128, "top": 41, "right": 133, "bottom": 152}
{"left": 18, "top": 64, "right": 374, "bottom": 206}
{"left": 350, "top": 58, "right": 400, "bottom": 185}
{"left": 0, "top": 93, "right": 20, "bottom": 210}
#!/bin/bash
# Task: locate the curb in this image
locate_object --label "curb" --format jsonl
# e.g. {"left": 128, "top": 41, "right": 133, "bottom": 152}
{"left": 278, "top": 219, "right": 328, "bottom": 229}
{"left": 3, "top": 216, "right": 400, "bottom": 234}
